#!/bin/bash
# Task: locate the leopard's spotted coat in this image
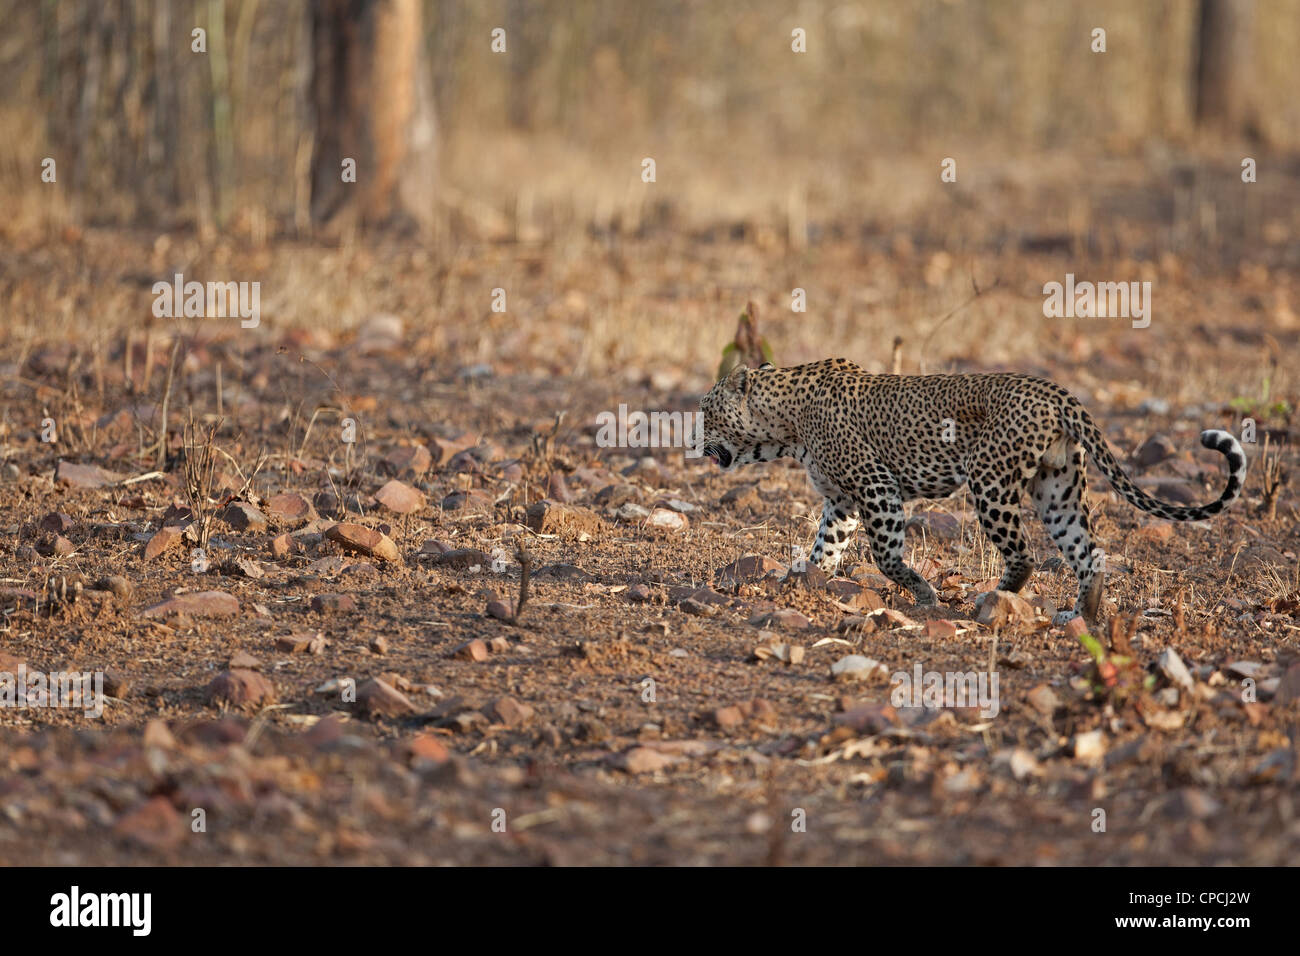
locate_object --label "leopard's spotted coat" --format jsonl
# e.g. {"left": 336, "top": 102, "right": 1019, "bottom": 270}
{"left": 699, "top": 359, "right": 1246, "bottom": 623}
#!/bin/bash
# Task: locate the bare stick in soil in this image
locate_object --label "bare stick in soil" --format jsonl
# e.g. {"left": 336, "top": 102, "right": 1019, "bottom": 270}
{"left": 155, "top": 338, "right": 181, "bottom": 469}
{"left": 509, "top": 542, "right": 533, "bottom": 624}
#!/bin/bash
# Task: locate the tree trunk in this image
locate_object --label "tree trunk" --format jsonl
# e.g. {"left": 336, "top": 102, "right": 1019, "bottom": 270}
{"left": 309, "top": 0, "right": 438, "bottom": 233}
{"left": 1194, "top": 0, "right": 1256, "bottom": 135}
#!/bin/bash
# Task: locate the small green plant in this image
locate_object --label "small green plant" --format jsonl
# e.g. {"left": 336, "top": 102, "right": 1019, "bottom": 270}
{"left": 1228, "top": 373, "right": 1292, "bottom": 423}
{"left": 1075, "top": 619, "right": 1155, "bottom": 702}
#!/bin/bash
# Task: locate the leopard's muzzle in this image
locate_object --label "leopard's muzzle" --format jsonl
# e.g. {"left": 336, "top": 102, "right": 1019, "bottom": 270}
{"left": 702, "top": 442, "right": 732, "bottom": 469}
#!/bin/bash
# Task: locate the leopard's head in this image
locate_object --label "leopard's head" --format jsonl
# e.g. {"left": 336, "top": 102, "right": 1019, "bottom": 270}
{"left": 698, "top": 363, "right": 776, "bottom": 470}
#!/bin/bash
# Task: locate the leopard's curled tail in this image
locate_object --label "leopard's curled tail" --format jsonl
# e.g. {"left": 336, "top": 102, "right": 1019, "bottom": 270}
{"left": 1060, "top": 400, "right": 1247, "bottom": 520}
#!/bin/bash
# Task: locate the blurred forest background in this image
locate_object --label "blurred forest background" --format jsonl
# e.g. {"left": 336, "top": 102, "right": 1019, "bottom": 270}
{"left": 0, "top": 1, "right": 1297, "bottom": 378}
{"left": 2, "top": 0, "right": 1297, "bottom": 242}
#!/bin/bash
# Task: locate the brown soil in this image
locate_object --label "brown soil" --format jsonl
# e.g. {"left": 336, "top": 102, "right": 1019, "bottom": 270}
{"left": 1, "top": 223, "right": 1298, "bottom": 866}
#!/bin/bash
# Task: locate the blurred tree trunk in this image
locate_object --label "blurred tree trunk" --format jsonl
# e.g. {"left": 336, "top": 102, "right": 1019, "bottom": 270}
{"left": 1194, "top": 0, "right": 1256, "bottom": 136}
{"left": 309, "top": 0, "right": 438, "bottom": 234}
{"left": 507, "top": 0, "right": 533, "bottom": 129}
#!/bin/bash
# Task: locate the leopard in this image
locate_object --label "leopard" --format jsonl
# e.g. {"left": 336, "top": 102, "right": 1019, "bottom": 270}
{"left": 698, "top": 358, "right": 1247, "bottom": 624}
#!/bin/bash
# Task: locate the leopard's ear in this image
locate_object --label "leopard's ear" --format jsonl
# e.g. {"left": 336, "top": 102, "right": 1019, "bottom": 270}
{"left": 724, "top": 365, "right": 750, "bottom": 395}
{"left": 758, "top": 362, "right": 774, "bottom": 371}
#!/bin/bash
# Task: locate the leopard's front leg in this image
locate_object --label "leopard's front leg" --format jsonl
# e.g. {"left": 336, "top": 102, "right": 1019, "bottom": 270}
{"left": 858, "top": 483, "right": 937, "bottom": 607}
{"left": 810, "top": 495, "right": 860, "bottom": 574}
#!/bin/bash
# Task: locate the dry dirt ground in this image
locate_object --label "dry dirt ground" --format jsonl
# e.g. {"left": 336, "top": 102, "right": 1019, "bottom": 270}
{"left": 1, "top": 218, "right": 1298, "bottom": 866}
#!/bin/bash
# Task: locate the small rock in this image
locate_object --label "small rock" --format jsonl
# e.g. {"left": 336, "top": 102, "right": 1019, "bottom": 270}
{"left": 144, "top": 525, "right": 184, "bottom": 561}
{"left": 220, "top": 502, "right": 267, "bottom": 532}
{"left": 143, "top": 590, "right": 239, "bottom": 618}
{"left": 228, "top": 651, "right": 262, "bottom": 670}
{"left": 39, "top": 535, "right": 75, "bottom": 556}
{"left": 678, "top": 597, "right": 715, "bottom": 617}
{"left": 432, "top": 548, "right": 491, "bottom": 569}
{"left": 486, "top": 599, "right": 514, "bottom": 620}
{"left": 1027, "top": 683, "right": 1062, "bottom": 716}
{"left": 715, "top": 554, "right": 783, "bottom": 585}
{"left": 546, "top": 472, "right": 573, "bottom": 503}
{"left": 748, "top": 608, "right": 812, "bottom": 629}
{"left": 324, "top": 522, "right": 402, "bottom": 562}
{"left": 831, "top": 655, "right": 888, "bottom": 682}
{"left": 644, "top": 507, "right": 689, "bottom": 532}
{"left": 223, "top": 556, "right": 265, "bottom": 579}
{"left": 975, "top": 590, "right": 1036, "bottom": 628}
{"left": 453, "top": 639, "right": 489, "bottom": 662}
{"left": 265, "top": 493, "right": 317, "bottom": 525}
{"left": 39, "top": 512, "right": 75, "bottom": 533}
{"left": 403, "top": 733, "right": 450, "bottom": 763}
{"left": 1063, "top": 616, "right": 1089, "bottom": 639}
{"left": 441, "top": 489, "right": 494, "bottom": 512}
{"left": 93, "top": 576, "right": 133, "bottom": 600}
{"left": 56, "top": 461, "right": 118, "bottom": 489}
{"left": 826, "top": 580, "right": 886, "bottom": 612}
{"left": 142, "top": 719, "right": 177, "bottom": 750}
{"left": 668, "top": 586, "right": 729, "bottom": 606}
{"left": 752, "top": 640, "right": 805, "bottom": 666}
{"left": 356, "top": 677, "right": 419, "bottom": 717}
{"left": 310, "top": 592, "right": 357, "bottom": 613}
{"left": 1274, "top": 662, "right": 1300, "bottom": 708}
{"left": 526, "top": 500, "right": 606, "bottom": 539}
{"left": 1157, "top": 648, "right": 1196, "bottom": 693}
{"left": 925, "top": 619, "right": 959, "bottom": 640}
{"left": 369, "top": 635, "right": 389, "bottom": 655}
{"left": 430, "top": 431, "right": 479, "bottom": 466}
{"left": 383, "top": 444, "right": 432, "bottom": 476}
{"left": 1005, "top": 747, "right": 1041, "bottom": 781}
{"left": 375, "top": 479, "right": 425, "bottom": 514}
{"left": 113, "top": 797, "right": 185, "bottom": 850}
{"left": 206, "top": 668, "right": 276, "bottom": 708}
{"left": 710, "top": 705, "right": 746, "bottom": 730}
{"left": 102, "top": 668, "right": 131, "bottom": 698}
{"left": 269, "top": 532, "right": 300, "bottom": 559}
{"left": 867, "top": 607, "right": 920, "bottom": 629}
{"left": 1224, "top": 661, "right": 1265, "bottom": 680}
{"left": 484, "top": 696, "right": 535, "bottom": 726}
{"left": 1133, "top": 434, "right": 1177, "bottom": 468}
{"left": 1072, "top": 729, "right": 1106, "bottom": 764}
{"left": 618, "top": 747, "right": 678, "bottom": 774}
{"left": 274, "top": 634, "right": 313, "bottom": 653}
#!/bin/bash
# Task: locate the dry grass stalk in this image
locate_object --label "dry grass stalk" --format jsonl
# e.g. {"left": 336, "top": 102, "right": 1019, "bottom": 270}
{"left": 183, "top": 413, "right": 223, "bottom": 552}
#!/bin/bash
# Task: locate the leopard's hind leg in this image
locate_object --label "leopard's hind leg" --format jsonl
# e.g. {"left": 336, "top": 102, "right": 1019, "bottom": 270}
{"left": 964, "top": 457, "right": 1034, "bottom": 595}
{"left": 1030, "top": 440, "right": 1104, "bottom": 624}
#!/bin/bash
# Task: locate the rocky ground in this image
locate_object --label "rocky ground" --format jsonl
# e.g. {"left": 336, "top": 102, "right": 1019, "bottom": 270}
{"left": 1, "top": 221, "right": 1298, "bottom": 865}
